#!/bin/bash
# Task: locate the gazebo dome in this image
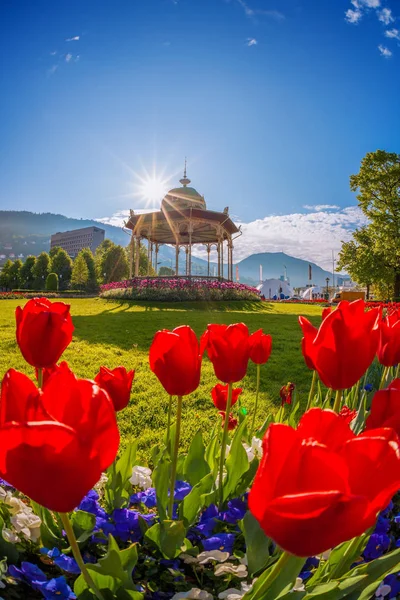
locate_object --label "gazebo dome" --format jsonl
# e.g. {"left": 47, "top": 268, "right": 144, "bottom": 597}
{"left": 162, "top": 166, "right": 206, "bottom": 211}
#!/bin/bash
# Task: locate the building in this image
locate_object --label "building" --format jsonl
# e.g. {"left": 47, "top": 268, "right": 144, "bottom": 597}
{"left": 125, "top": 165, "right": 240, "bottom": 279}
{"left": 50, "top": 226, "right": 105, "bottom": 258}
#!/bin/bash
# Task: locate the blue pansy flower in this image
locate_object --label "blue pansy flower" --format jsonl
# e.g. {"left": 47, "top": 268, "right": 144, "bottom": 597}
{"left": 363, "top": 533, "right": 391, "bottom": 561}
{"left": 172, "top": 481, "right": 192, "bottom": 501}
{"left": 78, "top": 490, "right": 108, "bottom": 520}
{"left": 131, "top": 488, "right": 157, "bottom": 508}
{"left": 40, "top": 576, "right": 76, "bottom": 599}
{"left": 222, "top": 498, "right": 247, "bottom": 524}
{"left": 381, "top": 573, "right": 400, "bottom": 599}
{"left": 195, "top": 504, "right": 218, "bottom": 536}
{"left": 203, "top": 533, "right": 236, "bottom": 554}
{"left": 375, "top": 515, "right": 390, "bottom": 534}
{"left": 381, "top": 501, "right": 394, "bottom": 517}
{"left": 113, "top": 509, "right": 142, "bottom": 542}
{"left": 40, "top": 547, "right": 80, "bottom": 574}
{"left": 364, "top": 383, "right": 373, "bottom": 392}
{"left": 9, "top": 562, "right": 47, "bottom": 591}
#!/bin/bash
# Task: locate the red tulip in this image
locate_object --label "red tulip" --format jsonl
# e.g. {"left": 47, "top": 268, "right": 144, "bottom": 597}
{"left": 16, "top": 298, "right": 74, "bottom": 368}
{"left": 280, "top": 382, "right": 295, "bottom": 406}
{"left": 249, "top": 329, "right": 272, "bottom": 365}
{"left": 249, "top": 408, "right": 400, "bottom": 557}
{"left": 377, "top": 309, "right": 400, "bottom": 367}
{"left": 365, "top": 378, "right": 400, "bottom": 436}
{"left": 299, "top": 300, "right": 380, "bottom": 390}
{"left": 339, "top": 405, "right": 357, "bottom": 425}
{"left": 322, "top": 307, "right": 333, "bottom": 320}
{"left": 35, "top": 361, "right": 69, "bottom": 388}
{"left": 201, "top": 323, "right": 250, "bottom": 383}
{"left": 219, "top": 412, "right": 238, "bottom": 431}
{"left": 211, "top": 383, "right": 242, "bottom": 411}
{"left": 0, "top": 366, "right": 119, "bottom": 512}
{"left": 95, "top": 366, "right": 135, "bottom": 412}
{"left": 149, "top": 326, "right": 202, "bottom": 396}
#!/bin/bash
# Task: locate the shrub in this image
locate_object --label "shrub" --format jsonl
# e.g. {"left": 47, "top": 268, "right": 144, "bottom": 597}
{"left": 46, "top": 272, "right": 59, "bottom": 291}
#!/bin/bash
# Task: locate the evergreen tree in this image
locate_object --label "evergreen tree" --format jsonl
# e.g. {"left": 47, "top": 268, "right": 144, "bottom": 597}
{"left": 51, "top": 248, "right": 73, "bottom": 290}
{"left": 71, "top": 254, "right": 89, "bottom": 290}
{"left": 79, "top": 248, "right": 98, "bottom": 291}
{"left": 158, "top": 266, "right": 175, "bottom": 276}
{"left": 100, "top": 244, "right": 129, "bottom": 283}
{"left": 33, "top": 252, "right": 51, "bottom": 290}
{"left": 20, "top": 256, "right": 36, "bottom": 289}
{"left": 9, "top": 259, "right": 23, "bottom": 289}
{"left": 46, "top": 273, "right": 59, "bottom": 291}
{"left": 0, "top": 259, "right": 13, "bottom": 290}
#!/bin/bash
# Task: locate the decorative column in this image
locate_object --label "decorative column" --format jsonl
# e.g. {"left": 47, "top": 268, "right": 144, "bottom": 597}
{"left": 221, "top": 238, "right": 224, "bottom": 279}
{"left": 217, "top": 242, "right": 221, "bottom": 278}
{"left": 154, "top": 243, "right": 159, "bottom": 274}
{"left": 207, "top": 244, "right": 211, "bottom": 276}
{"left": 175, "top": 245, "right": 179, "bottom": 276}
{"left": 230, "top": 240, "right": 234, "bottom": 281}
{"left": 135, "top": 236, "right": 140, "bottom": 277}
{"left": 129, "top": 234, "right": 135, "bottom": 279}
{"left": 188, "top": 226, "right": 192, "bottom": 277}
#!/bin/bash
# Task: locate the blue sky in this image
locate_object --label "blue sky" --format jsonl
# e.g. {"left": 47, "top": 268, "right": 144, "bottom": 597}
{"left": 0, "top": 0, "right": 399, "bottom": 268}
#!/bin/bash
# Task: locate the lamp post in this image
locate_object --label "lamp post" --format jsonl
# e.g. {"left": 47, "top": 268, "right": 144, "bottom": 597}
{"left": 325, "top": 277, "right": 330, "bottom": 298}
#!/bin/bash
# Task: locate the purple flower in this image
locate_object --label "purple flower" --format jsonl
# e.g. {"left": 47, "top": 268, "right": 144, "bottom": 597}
{"left": 202, "top": 533, "right": 236, "bottom": 554}
{"left": 113, "top": 509, "right": 142, "bottom": 543}
{"left": 9, "top": 562, "right": 47, "bottom": 591}
{"left": 40, "top": 576, "right": 76, "bottom": 599}
{"left": 222, "top": 498, "right": 247, "bottom": 525}
{"left": 363, "top": 533, "right": 391, "bottom": 561}
{"left": 131, "top": 487, "right": 157, "bottom": 508}
{"left": 172, "top": 481, "right": 192, "bottom": 501}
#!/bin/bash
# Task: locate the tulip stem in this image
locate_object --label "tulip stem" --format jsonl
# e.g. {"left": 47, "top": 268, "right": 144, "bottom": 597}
{"left": 250, "top": 364, "right": 261, "bottom": 439}
{"left": 166, "top": 395, "right": 173, "bottom": 449}
{"left": 37, "top": 368, "right": 43, "bottom": 389}
{"left": 379, "top": 366, "right": 388, "bottom": 390}
{"left": 169, "top": 395, "right": 182, "bottom": 520}
{"left": 333, "top": 389, "right": 343, "bottom": 413}
{"left": 218, "top": 382, "right": 233, "bottom": 510}
{"left": 60, "top": 512, "right": 104, "bottom": 600}
{"left": 306, "top": 370, "right": 317, "bottom": 411}
{"left": 395, "top": 364, "right": 400, "bottom": 379}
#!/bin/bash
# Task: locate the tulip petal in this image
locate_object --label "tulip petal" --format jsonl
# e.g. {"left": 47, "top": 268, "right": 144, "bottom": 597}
{"left": 297, "top": 408, "right": 355, "bottom": 451}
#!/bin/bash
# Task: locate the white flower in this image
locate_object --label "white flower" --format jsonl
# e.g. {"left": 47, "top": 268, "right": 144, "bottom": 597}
{"left": 4, "top": 495, "right": 26, "bottom": 515}
{"left": 238, "top": 554, "right": 248, "bottom": 566}
{"left": 292, "top": 577, "right": 305, "bottom": 592}
{"left": 181, "top": 550, "right": 230, "bottom": 565}
{"left": 375, "top": 583, "right": 391, "bottom": 598}
{"left": 171, "top": 588, "right": 213, "bottom": 600}
{"left": 2, "top": 528, "right": 20, "bottom": 544}
{"left": 129, "top": 465, "right": 152, "bottom": 490}
{"left": 94, "top": 473, "right": 108, "bottom": 497}
{"left": 11, "top": 510, "right": 42, "bottom": 543}
{"left": 214, "top": 563, "right": 248, "bottom": 578}
{"left": 218, "top": 589, "right": 242, "bottom": 599}
{"left": 0, "top": 487, "right": 7, "bottom": 502}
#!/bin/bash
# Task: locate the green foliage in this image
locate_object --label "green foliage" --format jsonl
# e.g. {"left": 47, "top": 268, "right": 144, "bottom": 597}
{"left": 0, "top": 259, "right": 13, "bottom": 289}
{"left": 158, "top": 266, "right": 175, "bottom": 276}
{"left": 338, "top": 150, "right": 400, "bottom": 299}
{"left": 101, "top": 286, "right": 260, "bottom": 302}
{"left": 183, "top": 431, "right": 210, "bottom": 486}
{"left": 9, "top": 259, "right": 22, "bottom": 289}
{"left": 240, "top": 511, "right": 272, "bottom": 576}
{"left": 20, "top": 255, "right": 36, "bottom": 289}
{"left": 105, "top": 443, "right": 137, "bottom": 511}
{"left": 72, "top": 253, "right": 89, "bottom": 289}
{"left": 242, "top": 554, "right": 306, "bottom": 600}
{"left": 51, "top": 247, "right": 73, "bottom": 289}
{"left": 97, "top": 241, "right": 129, "bottom": 284}
{"left": 79, "top": 248, "right": 98, "bottom": 291}
{"left": 32, "top": 251, "right": 51, "bottom": 289}
{"left": 46, "top": 272, "right": 59, "bottom": 291}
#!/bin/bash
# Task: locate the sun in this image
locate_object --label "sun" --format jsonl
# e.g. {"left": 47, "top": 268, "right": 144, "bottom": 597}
{"left": 139, "top": 176, "right": 169, "bottom": 203}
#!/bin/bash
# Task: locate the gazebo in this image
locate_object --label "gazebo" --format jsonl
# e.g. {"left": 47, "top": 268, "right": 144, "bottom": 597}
{"left": 124, "top": 167, "right": 241, "bottom": 280}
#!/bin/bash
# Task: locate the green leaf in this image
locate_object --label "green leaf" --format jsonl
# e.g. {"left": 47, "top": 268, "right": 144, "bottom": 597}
{"left": 183, "top": 431, "right": 210, "bottom": 486}
{"left": 179, "top": 472, "right": 214, "bottom": 529}
{"left": 205, "top": 430, "right": 220, "bottom": 473}
{"left": 145, "top": 520, "right": 186, "bottom": 559}
{"left": 116, "top": 442, "right": 137, "bottom": 485}
{"left": 308, "top": 535, "right": 369, "bottom": 585}
{"left": 71, "top": 510, "right": 96, "bottom": 543}
{"left": 87, "top": 535, "right": 138, "bottom": 590}
{"left": 0, "top": 515, "right": 19, "bottom": 564}
{"left": 119, "top": 542, "right": 139, "bottom": 575}
{"left": 234, "top": 457, "right": 259, "bottom": 499}
{"left": 153, "top": 448, "right": 171, "bottom": 522}
{"left": 74, "top": 566, "right": 120, "bottom": 599}
{"left": 223, "top": 418, "right": 249, "bottom": 501}
{"left": 242, "top": 554, "right": 305, "bottom": 600}
{"left": 256, "top": 413, "right": 274, "bottom": 439}
{"left": 30, "top": 502, "right": 65, "bottom": 549}
{"left": 240, "top": 511, "right": 272, "bottom": 576}
{"left": 116, "top": 590, "right": 144, "bottom": 600}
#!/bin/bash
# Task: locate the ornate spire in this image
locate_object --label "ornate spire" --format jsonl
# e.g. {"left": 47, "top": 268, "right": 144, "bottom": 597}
{"left": 179, "top": 157, "right": 191, "bottom": 187}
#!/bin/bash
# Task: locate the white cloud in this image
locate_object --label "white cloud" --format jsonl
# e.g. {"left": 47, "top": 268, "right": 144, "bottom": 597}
{"left": 66, "top": 36, "right": 80, "bottom": 42}
{"left": 303, "top": 204, "right": 340, "bottom": 211}
{"left": 345, "top": 8, "right": 363, "bottom": 23}
{"left": 235, "top": 0, "right": 284, "bottom": 20}
{"left": 378, "top": 7, "right": 394, "bottom": 23}
{"left": 65, "top": 53, "right": 73, "bottom": 62}
{"left": 47, "top": 65, "right": 58, "bottom": 77}
{"left": 247, "top": 38, "right": 257, "bottom": 46}
{"left": 96, "top": 209, "right": 157, "bottom": 227}
{"left": 378, "top": 44, "right": 393, "bottom": 56}
{"left": 50, "top": 51, "right": 57, "bottom": 56}
{"left": 100, "top": 205, "right": 367, "bottom": 271}
{"left": 385, "top": 28, "right": 400, "bottom": 39}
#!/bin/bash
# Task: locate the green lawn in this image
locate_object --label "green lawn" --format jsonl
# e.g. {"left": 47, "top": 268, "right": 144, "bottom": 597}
{"left": 0, "top": 298, "right": 323, "bottom": 462}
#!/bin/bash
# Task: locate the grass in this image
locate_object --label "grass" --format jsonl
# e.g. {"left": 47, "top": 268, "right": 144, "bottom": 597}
{"left": 0, "top": 298, "right": 323, "bottom": 463}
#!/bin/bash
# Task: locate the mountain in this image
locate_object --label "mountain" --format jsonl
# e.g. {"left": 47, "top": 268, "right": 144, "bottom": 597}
{"left": 0, "top": 211, "right": 344, "bottom": 287}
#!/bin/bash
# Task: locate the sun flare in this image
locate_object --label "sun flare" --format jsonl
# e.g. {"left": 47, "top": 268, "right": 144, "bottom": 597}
{"left": 135, "top": 171, "right": 172, "bottom": 206}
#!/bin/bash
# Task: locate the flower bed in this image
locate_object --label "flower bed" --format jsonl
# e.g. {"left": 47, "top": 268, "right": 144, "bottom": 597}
{"left": 100, "top": 278, "right": 260, "bottom": 302}
{"left": 0, "top": 291, "right": 59, "bottom": 300}
{"left": 0, "top": 297, "right": 399, "bottom": 600}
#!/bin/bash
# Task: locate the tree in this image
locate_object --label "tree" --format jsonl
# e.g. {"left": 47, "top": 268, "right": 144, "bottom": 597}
{"left": 338, "top": 150, "right": 400, "bottom": 299}
{"left": 33, "top": 252, "right": 51, "bottom": 290}
{"left": 71, "top": 254, "right": 89, "bottom": 290}
{"left": 49, "top": 246, "right": 62, "bottom": 259}
{"left": 9, "top": 259, "right": 23, "bottom": 289}
{"left": 128, "top": 242, "right": 157, "bottom": 277}
{"left": 79, "top": 248, "right": 98, "bottom": 291}
{"left": 99, "top": 244, "right": 129, "bottom": 284}
{"left": 20, "top": 256, "right": 36, "bottom": 289}
{"left": 158, "top": 266, "right": 175, "bottom": 276}
{"left": 46, "top": 272, "right": 59, "bottom": 291}
{"left": 0, "top": 259, "right": 13, "bottom": 290}
{"left": 51, "top": 248, "right": 73, "bottom": 290}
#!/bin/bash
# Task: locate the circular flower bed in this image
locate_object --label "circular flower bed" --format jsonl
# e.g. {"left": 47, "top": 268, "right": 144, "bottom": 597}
{"left": 100, "top": 278, "right": 260, "bottom": 302}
